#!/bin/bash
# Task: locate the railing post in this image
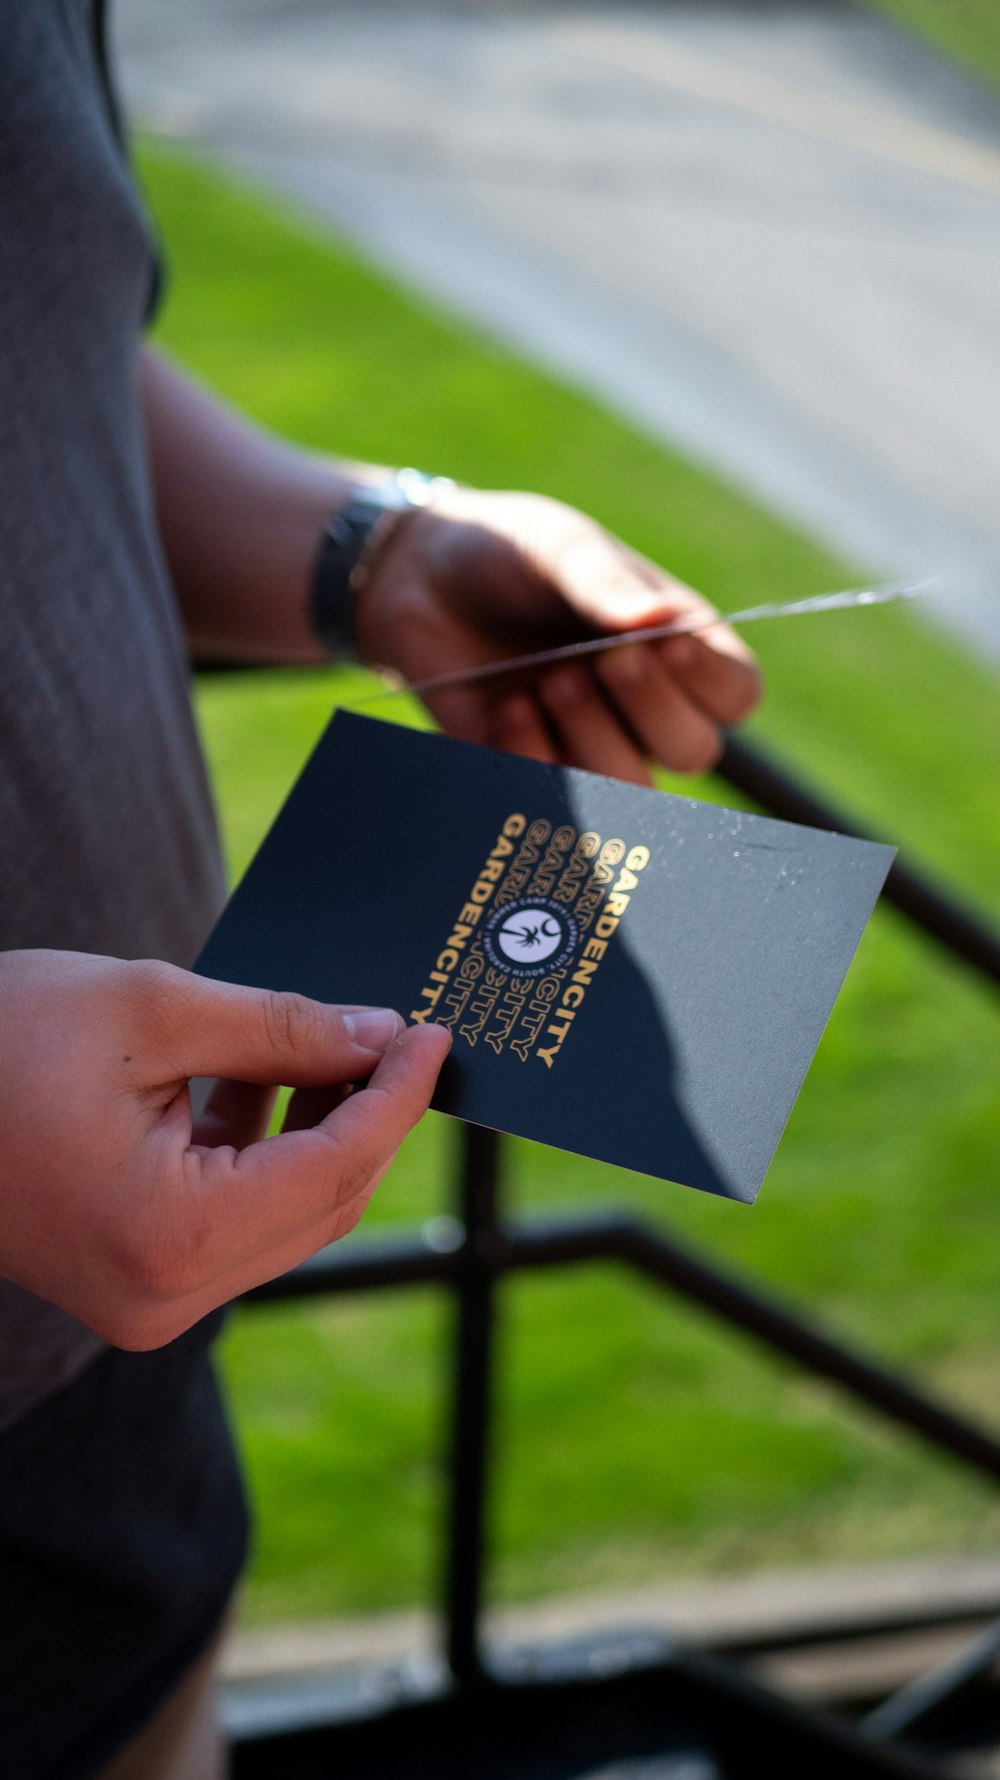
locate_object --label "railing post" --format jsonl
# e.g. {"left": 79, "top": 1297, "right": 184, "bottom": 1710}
{"left": 443, "top": 1123, "right": 502, "bottom": 1688}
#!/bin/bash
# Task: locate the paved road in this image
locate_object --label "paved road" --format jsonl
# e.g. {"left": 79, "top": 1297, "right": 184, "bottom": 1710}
{"left": 116, "top": 0, "right": 1000, "bottom": 659}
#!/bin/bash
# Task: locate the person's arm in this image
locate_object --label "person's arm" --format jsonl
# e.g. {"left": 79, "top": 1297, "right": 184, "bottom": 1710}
{"left": 0, "top": 950, "right": 449, "bottom": 1350}
{"left": 141, "top": 348, "right": 761, "bottom": 784}
{"left": 141, "top": 348, "right": 368, "bottom": 664}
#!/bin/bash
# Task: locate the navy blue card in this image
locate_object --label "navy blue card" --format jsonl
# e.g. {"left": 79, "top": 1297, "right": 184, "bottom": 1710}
{"left": 198, "top": 712, "right": 893, "bottom": 1202}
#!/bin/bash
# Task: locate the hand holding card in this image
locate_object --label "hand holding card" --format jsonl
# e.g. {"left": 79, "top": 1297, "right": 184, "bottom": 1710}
{"left": 199, "top": 714, "right": 893, "bottom": 1204}
{"left": 354, "top": 487, "right": 760, "bottom": 783}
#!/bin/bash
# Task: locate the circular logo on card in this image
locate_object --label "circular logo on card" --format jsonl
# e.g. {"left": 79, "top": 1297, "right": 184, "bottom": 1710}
{"left": 483, "top": 896, "right": 578, "bottom": 978}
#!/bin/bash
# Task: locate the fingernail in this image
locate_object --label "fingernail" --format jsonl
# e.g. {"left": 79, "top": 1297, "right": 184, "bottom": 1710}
{"left": 344, "top": 1008, "right": 403, "bottom": 1050}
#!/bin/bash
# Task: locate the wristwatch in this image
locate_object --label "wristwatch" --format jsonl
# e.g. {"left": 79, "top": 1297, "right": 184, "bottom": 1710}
{"left": 310, "top": 468, "right": 455, "bottom": 664}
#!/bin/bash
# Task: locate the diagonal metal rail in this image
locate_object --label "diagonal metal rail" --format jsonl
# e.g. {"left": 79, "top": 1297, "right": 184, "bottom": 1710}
{"left": 245, "top": 1206, "right": 1000, "bottom": 1487}
{"left": 719, "top": 737, "right": 1000, "bottom": 988}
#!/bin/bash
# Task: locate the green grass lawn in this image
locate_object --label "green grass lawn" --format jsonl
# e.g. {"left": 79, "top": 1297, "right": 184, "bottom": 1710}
{"left": 142, "top": 145, "right": 1000, "bottom": 1625}
{"left": 870, "top": 1, "right": 1000, "bottom": 92}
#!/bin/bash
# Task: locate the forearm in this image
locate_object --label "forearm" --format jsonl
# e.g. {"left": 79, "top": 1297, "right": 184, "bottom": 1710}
{"left": 138, "top": 349, "right": 760, "bottom": 777}
{"left": 140, "top": 348, "right": 386, "bottom": 663}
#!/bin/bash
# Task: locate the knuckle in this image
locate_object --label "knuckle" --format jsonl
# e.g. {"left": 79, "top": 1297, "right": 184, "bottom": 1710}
{"left": 325, "top": 1158, "right": 388, "bottom": 1245}
{"left": 520, "top": 490, "right": 576, "bottom": 539}
{"left": 599, "top": 562, "right": 643, "bottom": 603}
{"left": 678, "top": 731, "right": 723, "bottom": 775}
{"left": 262, "top": 989, "right": 322, "bottom": 1060}
{"left": 333, "top": 1145, "right": 376, "bottom": 1208}
{"left": 596, "top": 647, "right": 645, "bottom": 692}
{"left": 542, "top": 666, "right": 586, "bottom": 714}
{"left": 318, "top": 1121, "right": 381, "bottom": 1206}
{"left": 329, "top": 1196, "right": 370, "bottom": 1244}
{"left": 129, "top": 958, "right": 183, "bottom": 1001}
{"left": 125, "top": 958, "right": 188, "bottom": 1036}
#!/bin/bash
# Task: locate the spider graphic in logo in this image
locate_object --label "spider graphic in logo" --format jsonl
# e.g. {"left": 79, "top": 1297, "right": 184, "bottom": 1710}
{"left": 484, "top": 896, "right": 578, "bottom": 974}
{"left": 498, "top": 913, "right": 564, "bottom": 960}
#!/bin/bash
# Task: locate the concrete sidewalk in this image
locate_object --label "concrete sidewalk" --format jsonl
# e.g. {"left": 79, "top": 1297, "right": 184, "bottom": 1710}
{"left": 116, "top": 1, "right": 1000, "bottom": 659}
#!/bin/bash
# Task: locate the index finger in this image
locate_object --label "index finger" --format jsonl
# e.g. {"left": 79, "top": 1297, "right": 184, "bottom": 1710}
{"left": 135, "top": 964, "right": 406, "bottom": 1088}
{"left": 180, "top": 1022, "right": 452, "bottom": 1298}
{"left": 614, "top": 551, "right": 761, "bottom": 725}
{"left": 659, "top": 624, "right": 762, "bottom": 727}
{"left": 550, "top": 531, "right": 760, "bottom": 728}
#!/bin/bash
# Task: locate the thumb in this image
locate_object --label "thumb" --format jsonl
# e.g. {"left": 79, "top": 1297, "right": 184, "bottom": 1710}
{"left": 179, "top": 1022, "right": 454, "bottom": 1302}
{"left": 139, "top": 964, "right": 406, "bottom": 1087}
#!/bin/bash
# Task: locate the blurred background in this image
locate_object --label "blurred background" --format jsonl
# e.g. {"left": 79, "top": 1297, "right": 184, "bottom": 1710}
{"left": 114, "top": 0, "right": 999, "bottom": 1725}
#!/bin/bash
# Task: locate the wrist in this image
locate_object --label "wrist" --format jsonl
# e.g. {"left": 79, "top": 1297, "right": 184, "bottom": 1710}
{"left": 310, "top": 469, "right": 457, "bottom": 665}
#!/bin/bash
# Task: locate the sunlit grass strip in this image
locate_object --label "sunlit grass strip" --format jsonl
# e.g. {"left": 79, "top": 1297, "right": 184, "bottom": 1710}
{"left": 142, "top": 142, "right": 1000, "bottom": 1623}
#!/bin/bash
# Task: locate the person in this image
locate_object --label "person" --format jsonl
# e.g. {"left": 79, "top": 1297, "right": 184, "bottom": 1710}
{"left": 0, "top": 4, "right": 761, "bottom": 1776}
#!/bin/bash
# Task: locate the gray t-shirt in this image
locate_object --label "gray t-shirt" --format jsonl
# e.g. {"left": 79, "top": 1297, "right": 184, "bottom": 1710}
{"left": 0, "top": 1, "right": 227, "bottom": 1428}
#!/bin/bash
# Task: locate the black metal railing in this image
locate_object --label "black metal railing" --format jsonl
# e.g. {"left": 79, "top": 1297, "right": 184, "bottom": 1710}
{"left": 238, "top": 732, "right": 1000, "bottom": 1772}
